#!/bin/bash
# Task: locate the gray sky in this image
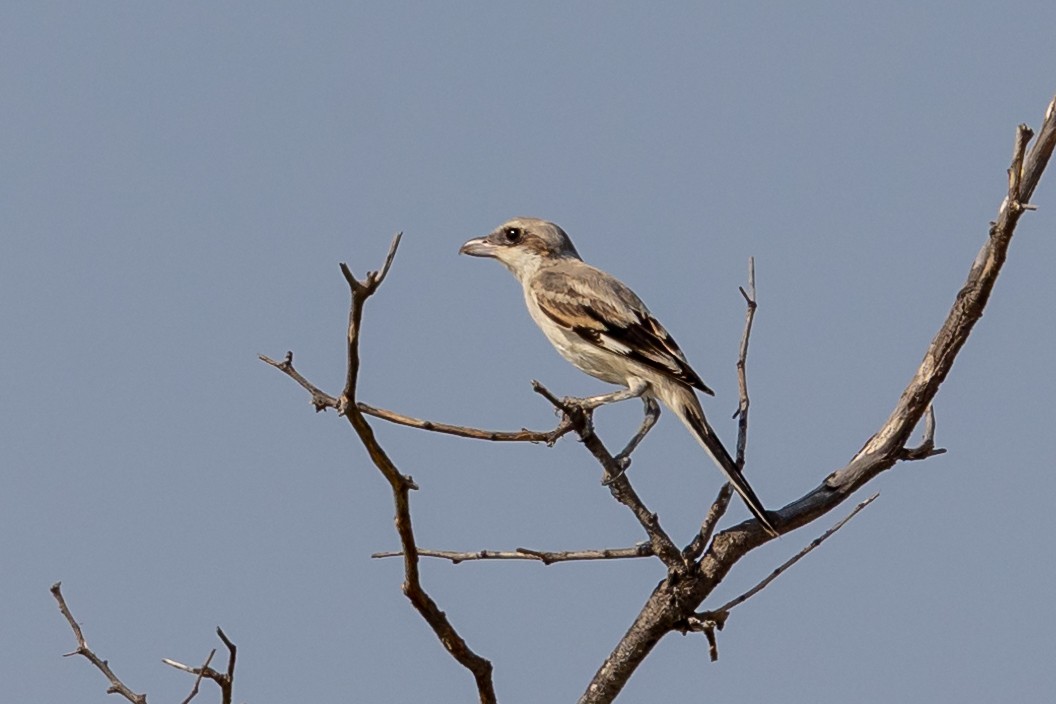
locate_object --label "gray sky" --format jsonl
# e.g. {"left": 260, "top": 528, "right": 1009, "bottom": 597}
{"left": 3, "top": 3, "right": 1055, "bottom": 703}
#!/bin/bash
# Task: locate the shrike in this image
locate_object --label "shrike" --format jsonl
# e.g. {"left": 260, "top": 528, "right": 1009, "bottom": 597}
{"left": 460, "top": 217, "right": 777, "bottom": 536}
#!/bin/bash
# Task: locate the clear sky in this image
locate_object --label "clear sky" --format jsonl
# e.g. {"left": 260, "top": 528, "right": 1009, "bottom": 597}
{"left": 3, "top": 3, "right": 1054, "bottom": 703}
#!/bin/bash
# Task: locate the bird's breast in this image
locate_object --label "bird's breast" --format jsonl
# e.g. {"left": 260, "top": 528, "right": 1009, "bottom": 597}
{"left": 523, "top": 287, "right": 629, "bottom": 386}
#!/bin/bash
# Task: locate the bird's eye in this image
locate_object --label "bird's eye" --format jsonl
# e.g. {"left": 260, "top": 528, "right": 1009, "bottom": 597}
{"left": 503, "top": 227, "right": 522, "bottom": 243}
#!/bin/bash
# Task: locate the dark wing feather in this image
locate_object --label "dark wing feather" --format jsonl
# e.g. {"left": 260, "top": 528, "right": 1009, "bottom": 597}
{"left": 533, "top": 264, "right": 714, "bottom": 395}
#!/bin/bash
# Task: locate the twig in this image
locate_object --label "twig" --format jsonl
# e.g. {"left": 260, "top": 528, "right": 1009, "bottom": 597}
{"left": 372, "top": 543, "right": 654, "bottom": 565}
{"left": 216, "top": 627, "right": 236, "bottom": 688}
{"left": 259, "top": 353, "right": 573, "bottom": 444}
{"left": 162, "top": 628, "right": 235, "bottom": 704}
{"left": 258, "top": 351, "right": 336, "bottom": 412}
{"left": 357, "top": 401, "right": 575, "bottom": 444}
{"left": 712, "top": 493, "right": 877, "bottom": 617}
{"left": 176, "top": 650, "right": 214, "bottom": 704}
{"left": 684, "top": 493, "right": 877, "bottom": 661}
{"left": 50, "top": 582, "right": 147, "bottom": 704}
{"left": 684, "top": 258, "right": 760, "bottom": 562}
{"left": 683, "top": 484, "right": 733, "bottom": 563}
{"left": 899, "top": 405, "right": 947, "bottom": 461}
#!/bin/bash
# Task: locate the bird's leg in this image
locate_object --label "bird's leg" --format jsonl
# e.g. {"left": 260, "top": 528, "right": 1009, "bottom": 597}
{"left": 613, "top": 396, "right": 661, "bottom": 471}
{"left": 563, "top": 378, "right": 650, "bottom": 411}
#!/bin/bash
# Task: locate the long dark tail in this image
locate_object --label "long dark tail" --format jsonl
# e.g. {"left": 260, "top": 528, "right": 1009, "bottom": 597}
{"left": 676, "top": 396, "right": 779, "bottom": 537}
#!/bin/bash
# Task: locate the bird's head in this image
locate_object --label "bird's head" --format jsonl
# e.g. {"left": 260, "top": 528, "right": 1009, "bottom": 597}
{"left": 460, "top": 217, "right": 581, "bottom": 281}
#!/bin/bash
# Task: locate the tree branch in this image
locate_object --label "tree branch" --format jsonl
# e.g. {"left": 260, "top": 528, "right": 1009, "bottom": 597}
{"left": 578, "top": 97, "right": 1056, "bottom": 704}
{"left": 372, "top": 543, "right": 654, "bottom": 565}
{"left": 265, "top": 234, "right": 497, "bottom": 704}
{"left": 162, "top": 627, "right": 236, "bottom": 704}
{"left": 51, "top": 582, "right": 147, "bottom": 704}
{"left": 685, "top": 492, "right": 879, "bottom": 661}
{"left": 684, "top": 257, "right": 760, "bottom": 562}
{"left": 259, "top": 352, "right": 572, "bottom": 443}
{"left": 532, "top": 381, "right": 686, "bottom": 572}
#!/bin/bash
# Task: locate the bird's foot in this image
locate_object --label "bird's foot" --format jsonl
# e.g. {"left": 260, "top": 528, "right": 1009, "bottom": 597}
{"left": 560, "top": 395, "right": 600, "bottom": 413}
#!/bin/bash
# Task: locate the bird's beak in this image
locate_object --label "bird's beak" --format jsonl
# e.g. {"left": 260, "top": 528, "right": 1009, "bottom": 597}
{"left": 459, "top": 236, "right": 497, "bottom": 258}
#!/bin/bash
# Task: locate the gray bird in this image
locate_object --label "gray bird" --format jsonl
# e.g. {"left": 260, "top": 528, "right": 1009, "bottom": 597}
{"left": 460, "top": 217, "right": 778, "bottom": 536}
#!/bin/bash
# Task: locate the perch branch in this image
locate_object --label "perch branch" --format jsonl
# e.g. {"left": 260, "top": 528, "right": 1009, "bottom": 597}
{"left": 259, "top": 352, "right": 572, "bottom": 443}
{"left": 579, "top": 98, "right": 1056, "bottom": 704}
{"left": 533, "top": 381, "right": 685, "bottom": 572}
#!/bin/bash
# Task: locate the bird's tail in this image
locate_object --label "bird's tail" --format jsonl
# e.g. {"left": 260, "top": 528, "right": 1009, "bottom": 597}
{"left": 664, "top": 387, "right": 779, "bottom": 537}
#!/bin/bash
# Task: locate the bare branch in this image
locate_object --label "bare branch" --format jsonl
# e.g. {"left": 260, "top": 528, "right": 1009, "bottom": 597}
{"left": 216, "top": 627, "right": 236, "bottom": 686}
{"left": 533, "top": 380, "right": 686, "bottom": 572}
{"left": 684, "top": 257, "right": 759, "bottom": 562}
{"left": 681, "top": 493, "right": 877, "bottom": 662}
{"left": 357, "top": 401, "right": 575, "bottom": 444}
{"left": 579, "top": 98, "right": 1056, "bottom": 704}
{"left": 176, "top": 650, "right": 214, "bottom": 704}
{"left": 684, "top": 484, "right": 733, "bottom": 563}
{"left": 50, "top": 582, "right": 148, "bottom": 704}
{"left": 899, "top": 405, "right": 947, "bottom": 461}
{"left": 259, "top": 351, "right": 337, "bottom": 411}
{"left": 373, "top": 543, "right": 654, "bottom": 565}
{"left": 269, "top": 235, "right": 497, "bottom": 703}
{"left": 161, "top": 628, "right": 235, "bottom": 704}
{"left": 708, "top": 492, "right": 878, "bottom": 620}
{"left": 839, "top": 115, "right": 1052, "bottom": 477}
{"left": 260, "top": 352, "right": 573, "bottom": 443}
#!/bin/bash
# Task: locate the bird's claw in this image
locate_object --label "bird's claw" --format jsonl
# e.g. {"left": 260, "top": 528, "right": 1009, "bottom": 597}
{"left": 602, "top": 455, "right": 631, "bottom": 485}
{"left": 561, "top": 396, "right": 588, "bottom": 412}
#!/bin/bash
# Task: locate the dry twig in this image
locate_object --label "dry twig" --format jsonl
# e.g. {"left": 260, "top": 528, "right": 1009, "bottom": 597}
{"left": 372, "top": 543, "right": 654, "bottom": 565}
{"left": 51, "top": 582, "right": 147, "bottom": 704}
{"left": 162, "top": 628, "right": 237, "bottom": 704}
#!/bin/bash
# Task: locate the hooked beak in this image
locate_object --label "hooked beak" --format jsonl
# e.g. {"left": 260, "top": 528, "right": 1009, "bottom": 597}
{"left": 459, "top": 236, "right": 497, "bottom": 258}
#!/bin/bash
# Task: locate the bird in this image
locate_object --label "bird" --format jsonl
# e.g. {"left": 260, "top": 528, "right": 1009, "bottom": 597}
{"left": 459, "top": 217, "right": 778, "bottom": 537}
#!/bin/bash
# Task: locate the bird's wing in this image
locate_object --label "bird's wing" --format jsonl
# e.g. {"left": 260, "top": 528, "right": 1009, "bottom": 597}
{"left": 532, "top": 263, "right": 714, "bottom": 395}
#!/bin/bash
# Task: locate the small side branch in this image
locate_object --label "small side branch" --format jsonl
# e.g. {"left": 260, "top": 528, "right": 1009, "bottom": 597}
{"left": 50, "top": 582, "right": 147, "bottom": 704}
{"left": 684, "top": 257, "right": 759, "bottom": 562}
{"left": 259, "top": 352, "right": 572, "bottom": 444}
{"left": 357, "top": 401, "right": 575, "bottom": 445}
{"left": 372, "top": 543, "right": 654, "bottom": 565}
{"left": 173, "top": 650, "right": 214, "bottom": 704}
{"left": 898, "top": 405, "right": 947, "bottom": 461}
{"left": 685, "top": 493, "right": 878, "bottom": 661}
